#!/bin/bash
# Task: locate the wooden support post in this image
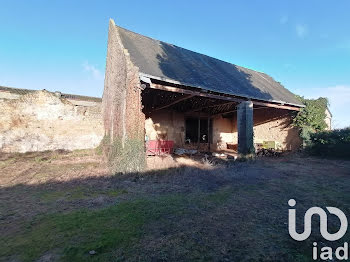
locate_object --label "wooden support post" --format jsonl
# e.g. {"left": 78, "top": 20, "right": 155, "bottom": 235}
{"left": 237, "top": 101, "right": 255, "bottom": 155}
{"left": 207, "top": 116, "right": 211, "bottom": 152}
{"left": 197, "top": 112, "right": 201, "bottom": 150}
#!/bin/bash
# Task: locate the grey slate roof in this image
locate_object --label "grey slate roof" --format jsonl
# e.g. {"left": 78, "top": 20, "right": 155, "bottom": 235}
{"left": 117, "top": 26, "right": 303, "bottom": 107}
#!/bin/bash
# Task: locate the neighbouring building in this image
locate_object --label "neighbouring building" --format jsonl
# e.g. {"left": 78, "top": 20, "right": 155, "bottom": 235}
{"left": 103, "top": 19, "right": 304, "bottom": 158}
{"left": 325, "top": 107, "right": 332, "bottom": 130}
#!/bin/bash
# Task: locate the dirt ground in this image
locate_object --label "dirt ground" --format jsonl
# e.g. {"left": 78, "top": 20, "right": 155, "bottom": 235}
{"left": 1, "top": 150, "right": 349, "bottom": 261}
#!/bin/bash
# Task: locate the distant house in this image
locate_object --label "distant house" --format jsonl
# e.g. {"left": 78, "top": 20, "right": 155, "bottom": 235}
{"left": 103, "top": 19, "right": 304, "bottom": 155}
{"left": 325, "top": 107, "right": 332, "bottom": 130}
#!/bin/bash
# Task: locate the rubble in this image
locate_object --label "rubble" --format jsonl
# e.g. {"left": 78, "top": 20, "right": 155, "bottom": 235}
{"left": 174, "top": 148, "right": 198, "bottom": 156}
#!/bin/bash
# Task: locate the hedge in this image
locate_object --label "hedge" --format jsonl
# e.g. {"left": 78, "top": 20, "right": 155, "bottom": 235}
{"left": 306, "top": 128, "right": 350, "bottom": 159}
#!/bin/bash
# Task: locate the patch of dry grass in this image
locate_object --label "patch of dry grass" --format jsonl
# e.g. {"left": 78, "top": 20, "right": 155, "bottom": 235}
{"left": 0, "top": 150, "right": 349, "bottom": 261}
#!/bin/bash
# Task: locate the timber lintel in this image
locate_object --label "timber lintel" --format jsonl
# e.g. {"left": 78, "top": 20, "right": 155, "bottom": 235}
{"left": 148, "top": 83, "right": 301, "bottom": 112}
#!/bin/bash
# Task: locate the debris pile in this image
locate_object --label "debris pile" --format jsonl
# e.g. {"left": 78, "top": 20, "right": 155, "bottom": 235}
{"left": 256, "top": 148, "right": 282, "bottom": 157}
{"left": 174, "top": 148, "right": 198, "bottom": 156}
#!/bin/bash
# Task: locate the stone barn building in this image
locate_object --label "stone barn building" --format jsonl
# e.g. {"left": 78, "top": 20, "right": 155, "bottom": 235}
{"left": 103, "top": 19, "right": 304, "bottom": 162}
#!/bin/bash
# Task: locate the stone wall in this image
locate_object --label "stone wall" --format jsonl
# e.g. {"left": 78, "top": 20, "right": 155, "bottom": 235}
{"left": 228, "top": 107, "right": 301, "bottom": 150}
{"left": 145, "top": 110, "right": 185, "bottom": 146}
{"left": 102, "top": 19, "right": 145, "bottom": 172}
{"left": 0, "top": 90, "right": 103, "bottom": 153}
{"left": 102, "top": 19, "right": 144, "bottom": 143}
{"left": 252, "top": 108, "right": 301, "bottom": 150}
{"left": 212, "top": 116, "right": 235, "bottom": 150}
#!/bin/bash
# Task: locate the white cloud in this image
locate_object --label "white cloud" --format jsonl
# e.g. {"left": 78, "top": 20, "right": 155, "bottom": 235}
{"left": 295, "top": 24, "right": 308, "bottom": 38}
{"left": 82, "top": 61, "right": 103, "bottom": 80}
{"left": 280, "top": 15, "right": 288, "bottom": 25}
{"left": 336, "top": 39, "right": 350, "bottom": 52}
{"left": 297, "top": 85, "right": 350, "bottom": 129}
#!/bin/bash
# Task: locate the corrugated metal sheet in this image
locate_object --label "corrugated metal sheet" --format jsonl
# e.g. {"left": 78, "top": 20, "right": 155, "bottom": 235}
{"left": 117, "top": 26, "right": 303, "bottom": 107}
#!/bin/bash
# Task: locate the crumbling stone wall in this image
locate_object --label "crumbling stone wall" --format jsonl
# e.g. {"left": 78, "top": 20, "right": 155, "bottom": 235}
{"left": 0, "top": 90, "right": 103, "bottom": 153}
{"left": 102, "top": 19, "right": 145, "bottom": 173}
{"left": 145, "top": 110, "right": 185, "bottom": 146}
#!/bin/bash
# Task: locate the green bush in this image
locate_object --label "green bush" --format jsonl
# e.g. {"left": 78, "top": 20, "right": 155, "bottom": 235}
{"left": 292, "top": 96, "right": 329, "bottom": 147}
{"left": 306, "top": 128, "right": 350, "bottom": 159}
{"left": 299, "top": 126, "right": 315, "bottom": 148}
{"left": 293, "top": 96, "right": 328, "bottom": 132}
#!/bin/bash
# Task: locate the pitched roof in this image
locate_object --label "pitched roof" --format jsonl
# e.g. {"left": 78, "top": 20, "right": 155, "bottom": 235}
{"left": 117, "top": 26, "right": 303, "bottom": 107}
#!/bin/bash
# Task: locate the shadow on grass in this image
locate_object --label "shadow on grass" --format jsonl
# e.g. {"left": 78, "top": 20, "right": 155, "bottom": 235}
{"left": 1, "top": 164, "right": 234, "bottom": 261}
{"left": 1, "top": 154, "right": 350, "bottom": 262}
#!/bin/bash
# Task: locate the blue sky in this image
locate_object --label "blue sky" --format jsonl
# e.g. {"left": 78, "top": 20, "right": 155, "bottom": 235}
{"left": 1, "top": 0, "right": 349, "bottom": 128}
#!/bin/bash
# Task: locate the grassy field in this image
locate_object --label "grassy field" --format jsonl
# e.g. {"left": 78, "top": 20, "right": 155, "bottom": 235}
{"left": 0, "top": 150, "right": 349, "bottom": 261}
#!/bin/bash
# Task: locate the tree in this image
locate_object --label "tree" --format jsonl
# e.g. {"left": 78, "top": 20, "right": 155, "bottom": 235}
{"left": 293, "top": 96, "right": 329, "bottom": 145}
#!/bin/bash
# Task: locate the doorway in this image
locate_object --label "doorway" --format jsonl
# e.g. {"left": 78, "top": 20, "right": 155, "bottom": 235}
{"left": 185, "top": 117, "right": 213, "bottom": 143}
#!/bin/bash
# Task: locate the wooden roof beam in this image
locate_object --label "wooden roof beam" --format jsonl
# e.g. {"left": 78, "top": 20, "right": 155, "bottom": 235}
{"left": 150, "top": 94, "right": 194, "bottom": 112}
{"left": 149, "top": 83, "right": 244, "bottom": 103}
{"left": 252, "top": 101, "right": 300, "bottom": 111}
{"left": 149, "top": 83, "right": 300, "bottom": 111}
{"left": 186, "top": 101, "right": 236, "bottom": 113}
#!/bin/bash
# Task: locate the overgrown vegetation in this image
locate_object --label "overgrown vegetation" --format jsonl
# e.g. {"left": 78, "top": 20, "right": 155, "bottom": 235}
{"left": 306, "top": 127, "right": 350, "bottom": 159}
{"left": 98, "top": 135, "right": 145, "bottom": 174}
{"left": 292, "top": 96, "right": 350, "bottom": 159}
{"left": 293, "top": 96, "right": 329, "bottom": 146}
